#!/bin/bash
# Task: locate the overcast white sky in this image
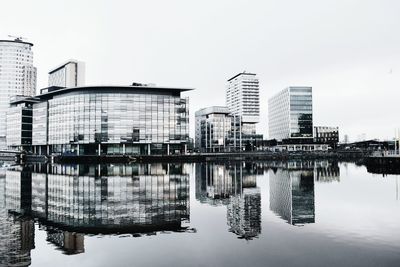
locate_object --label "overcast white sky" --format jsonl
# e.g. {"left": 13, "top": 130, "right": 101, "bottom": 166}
{"left": 1, "top": 0, "right": 399, "bottom": 141}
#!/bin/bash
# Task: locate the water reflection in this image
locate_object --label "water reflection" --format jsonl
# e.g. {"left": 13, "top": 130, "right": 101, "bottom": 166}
{"left": 268, "top": 161, "right": 339, "bottom": 226}
{"left": 269, "top": 167, "right": 315, "bottom": 225}
{"left": 1, "top": 163, "right": 191, "bottom": 261}
{"left": 3, "top": 160, "right": 396, "bottom": 267}
{"left": 0, "top": 171, "right": 34, "bottom": 267}
{"left": 195, "top": 162, "right": 262, "bottom": 240}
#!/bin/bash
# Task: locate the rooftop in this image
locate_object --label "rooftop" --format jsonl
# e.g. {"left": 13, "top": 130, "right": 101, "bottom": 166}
{"left": 195, "top": 106, "right": 231, "bottom": 116}
{"left": 227, "top": 72, "right": 257, "bottom": 82}
{"left": 35, "top": 85, "right": 194, "bottom": 99}
{"left": 0, "top": 39, "right": 34, "bottom": 47}
{"left": 49, "top": 59, "right": 83, "bottom": 74}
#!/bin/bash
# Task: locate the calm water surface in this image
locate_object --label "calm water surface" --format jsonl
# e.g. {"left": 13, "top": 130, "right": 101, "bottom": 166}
{"left": 0, "top": 160, "right": 399, "bottom": 267}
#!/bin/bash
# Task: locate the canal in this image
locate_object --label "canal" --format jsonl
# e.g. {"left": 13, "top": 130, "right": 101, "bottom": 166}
{"left": 0, "top": 160, "right": 399, "bottom": 267}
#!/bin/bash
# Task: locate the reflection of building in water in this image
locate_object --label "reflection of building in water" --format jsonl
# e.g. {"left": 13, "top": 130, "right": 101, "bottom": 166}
{"left": 314, "top": 161, "right": 340, "bottom": 183}
{"left": 227, "top": 188, "right": 261, "bottom": 240}
{"left": 196, "top": 162, "right": 261, "bottom": 239}
{"left": 0, "top": 172, "right": 35, "bottom": 266}
{"left": 1, "top": 163, "right": 190, "bottom": 259}
{"left": 195, "top": 163, "right": 241, "bottom": 206}
{"left": 269, "top": 169, "right": 315, "bottom": 225}
{"left": 30, "top": 163, "right": 190, "bottom": 234}
{"left": 5, "top": 167, "right": 32, "bottom": 215}
{"left": 46, "top": 229, "right": 84, "bottom": 255}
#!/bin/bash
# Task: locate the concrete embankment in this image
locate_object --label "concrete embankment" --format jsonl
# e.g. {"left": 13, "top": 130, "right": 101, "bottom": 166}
{"left": 53, "top": 150, "right": 367, "bottom": 164}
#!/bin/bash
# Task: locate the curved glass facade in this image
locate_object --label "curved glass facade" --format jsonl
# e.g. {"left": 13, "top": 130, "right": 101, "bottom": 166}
{"left": 32, "top": 87, "right": 190, "bottom": 155}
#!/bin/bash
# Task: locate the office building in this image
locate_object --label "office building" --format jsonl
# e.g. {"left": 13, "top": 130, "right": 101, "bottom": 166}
{"left": 268, "top": 86, "right": 313, "bottom": 141}
{"left": 48, "top": 60, "right": 85, "bottom": 88}
{"left": 29, "top": 85, "right": 191, "bottom": 155}
{"left": 195, "top": 106, "right": 263, "bottom": 152}
{"left": 6, "top": 96, "right": 38, "bottom": 151}
{"left": 195, "top": 106, "right": 240, "bottom": 152}
{"left": 0, "top": 38, "right": 37, "bottom": 148}
{"left": 314, "top": 126, "right": 339, "bottom": 148}
{"left": 226, "top": 72, "right": 260, "bottom": 134}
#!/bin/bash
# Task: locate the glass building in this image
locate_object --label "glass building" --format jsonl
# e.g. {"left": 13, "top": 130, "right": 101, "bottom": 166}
{"left": 6, "top": 96, "right": 38, "bottom": 151}
{"left": 195, "top": 106, "right": 240, "bottom": 152}
{"left": 268, "top": 87, "right": 313, "bottom": 141}
{"left": 0, "top": 38, "right": 37, "bottom": 149}
{"left": 29, "top": 85, "right": 191, "bottom": 155}
{"left": 195, "top": 106, "right": 263, "bottom": 152}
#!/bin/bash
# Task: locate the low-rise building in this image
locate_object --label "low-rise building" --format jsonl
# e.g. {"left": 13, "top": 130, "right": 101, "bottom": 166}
{"left": 314, "top": 126, "right": 339, "bottom": 148}
{"left": 28, "top": 85, "right": 192, "bottom": 155}
{"left": 195, "top": 106, "right": 262, "bottom": 152}
{"left": 6, "top": 96, "right": 39, "bottom": 151}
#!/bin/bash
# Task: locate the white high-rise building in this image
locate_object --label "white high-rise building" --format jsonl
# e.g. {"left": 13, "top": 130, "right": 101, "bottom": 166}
{"left": 0, "top": 38, "right": 37, "bottom": 149}
{"left": 226, "top": 72, "right": 260, "bottom": 134}
{"left": 48, "top": 60, "right": 85, "bottom": 88}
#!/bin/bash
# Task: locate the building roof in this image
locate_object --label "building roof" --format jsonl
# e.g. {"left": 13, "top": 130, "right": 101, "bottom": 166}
{"left": 227, "top": 72, "right": 257, "bottom": 82}
{"left": 48, "top": 59, "right": 81, "bottom": 74}
{"left": 0, "top": 39, "right": 34, "bottom": 47}
{"left": 35, "top": 85, "right": 194, "bottom": 100}
{"left": 195, "top": 106, "right": 231, "bottom": 116}
{"left": 9, "top": 96, "right": 40, "bottom": 105}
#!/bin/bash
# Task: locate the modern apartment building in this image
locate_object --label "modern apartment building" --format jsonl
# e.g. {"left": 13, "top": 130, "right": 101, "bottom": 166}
{"left": 226, "top": 72, "right": 260, "bottom": 134}
{"left": 0, "top": 38, "right": 37, "bottom": 148}
{"left": 268, "top": 86, "right": 313, "bottom": 141}
{"left": 48, "top": 60, "right": 85, "bottom": 88}
{"left": 28, "top": 85, "right": 191, "bottom": 155}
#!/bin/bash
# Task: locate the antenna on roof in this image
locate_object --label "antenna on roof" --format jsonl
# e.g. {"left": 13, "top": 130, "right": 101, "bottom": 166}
{"left": 8, "top": 35, "right": 27, "bottom": 42}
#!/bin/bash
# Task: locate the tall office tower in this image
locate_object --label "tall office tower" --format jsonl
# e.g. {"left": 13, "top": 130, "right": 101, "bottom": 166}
{"left": 268, "top": 86, "right": 313, "bottom": 141}
{"left": 48, "top": 60, "right": 85, "bottom": 88}
{"left": 0, "top": 38, "right": 37, "bottom": 149}
{"left": 226, "top": 72, "right": 260, "bottom": 134}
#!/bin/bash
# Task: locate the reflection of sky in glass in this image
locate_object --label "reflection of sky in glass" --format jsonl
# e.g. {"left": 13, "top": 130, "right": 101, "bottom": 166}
{"left": 0, "top": 161, "right": 399, "bottom": 267}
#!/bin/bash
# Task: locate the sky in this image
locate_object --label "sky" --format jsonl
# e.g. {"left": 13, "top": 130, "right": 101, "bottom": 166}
{"left": 1, "top": 0, "right": 399, "bottom": 141}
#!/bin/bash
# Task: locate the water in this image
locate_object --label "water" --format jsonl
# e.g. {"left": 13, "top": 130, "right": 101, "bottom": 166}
{"left": 0, "top": 160, "right": 399, "bottom": 267}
